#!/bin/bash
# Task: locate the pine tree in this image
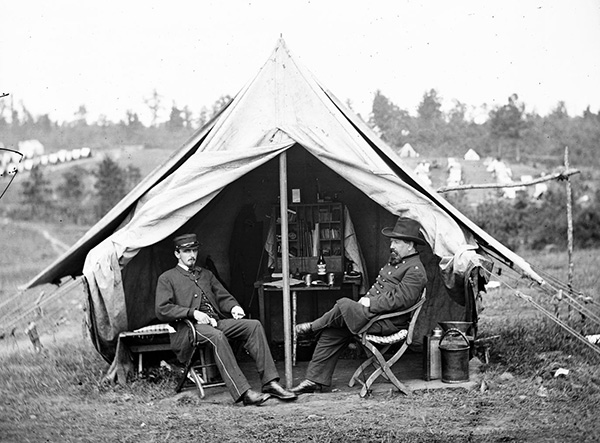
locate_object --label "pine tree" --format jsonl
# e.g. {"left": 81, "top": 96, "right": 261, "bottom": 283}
{"left": 21, "top": 166, "right": 52, "bottom": 218}
{"left": 94, "top": 156, "right": 126, "bottom": 218}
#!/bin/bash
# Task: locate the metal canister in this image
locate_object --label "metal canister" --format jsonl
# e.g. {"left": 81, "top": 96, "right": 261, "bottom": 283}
{"left": 327, "top": 272, "right": 335, "bottom": 286}
{"left": 439, "top": 328, "right": 470, "bottom": 383}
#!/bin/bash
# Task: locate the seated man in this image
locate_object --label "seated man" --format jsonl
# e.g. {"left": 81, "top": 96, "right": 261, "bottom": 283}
{"left": 156, "top": 233, "right": 296, "bottom": 406}
{"left": 292, "top": 217, "right": 428, "bottom": 394}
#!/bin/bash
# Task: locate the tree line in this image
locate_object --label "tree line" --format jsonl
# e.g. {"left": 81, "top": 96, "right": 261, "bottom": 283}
{"left": 369, "top": 90, "right": 600, "bottom": 169}
{"left": 0, "top": 91, "right": 231, "bottom": 154}
{"left": 2, "top": 88, "right": 599, "bottom": 168}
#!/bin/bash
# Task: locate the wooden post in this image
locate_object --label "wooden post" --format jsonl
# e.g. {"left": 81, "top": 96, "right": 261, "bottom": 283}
{"left": 564, "top": 147, "right": 574, "bottom": 322}
{"left": 279, "top": 152, "right": 293, "bottom": 388}
{"left": 436, "top": 168, "right": 580, "bottom": 193}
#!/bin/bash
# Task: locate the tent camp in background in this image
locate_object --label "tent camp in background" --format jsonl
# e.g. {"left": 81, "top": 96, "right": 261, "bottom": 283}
{"left": 398, "top": 142, "right": 419, "bottom": 158}
{"left": 463, "top": 148, "right": 480, "bottom": 161}
{"left": 21, "top": 38, "right": 596, "bottom": 379}
{"left": 413, "top": 161, "right": 432, "bottom": 187}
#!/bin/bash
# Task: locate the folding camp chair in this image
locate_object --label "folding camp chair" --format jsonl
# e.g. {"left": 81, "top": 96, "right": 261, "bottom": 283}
{"left": 348, "top": 290, "right": 426, "bottom": 397}
{"left": 175, "top": 319, "right": 225, "bottom": 398}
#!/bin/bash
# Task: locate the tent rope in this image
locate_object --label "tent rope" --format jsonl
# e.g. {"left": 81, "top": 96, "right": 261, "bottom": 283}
{"left": 532, "top": 265, "right": 599, "bottom": 307}
{"left": 512, "top": 290, "right": 600, "bottom": 358}
{"left": 0, "top": 278, "right": 82, "bottom": 332}
{"left": 525, "top": 265, "right": 600, "bottom": 326}
{"left": 481, "top": 259, "right": 600, "bottom": 327}
{"left": 482, "top": 268, "right": 600, "bottom": 358}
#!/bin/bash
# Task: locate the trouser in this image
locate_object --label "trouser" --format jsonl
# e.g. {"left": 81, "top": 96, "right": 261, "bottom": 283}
{"left": 305, "top": 303, "right": 365, "bottom": 386}
{"left": 193, "top": 318, "right": 279, "bottom": 401}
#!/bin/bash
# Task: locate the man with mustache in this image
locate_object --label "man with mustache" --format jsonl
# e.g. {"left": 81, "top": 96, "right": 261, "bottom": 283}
{"left": 291, "top": 217, "right": 428, "bottom": 394}
{"left": 156, "top": 233, "right": 297, "bottom": 406}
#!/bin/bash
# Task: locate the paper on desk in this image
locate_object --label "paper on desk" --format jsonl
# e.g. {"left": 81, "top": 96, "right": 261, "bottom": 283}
{"left": 263, "top": 278, "right": 305, "bottom": 288}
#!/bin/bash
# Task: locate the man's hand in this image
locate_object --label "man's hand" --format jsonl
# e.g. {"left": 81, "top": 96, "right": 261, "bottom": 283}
{"left": 194, "top": 310, "right": 216, "bottom": 327}
{"left": 358, "top": 297, "right": 371, "bottom": 308}
{"left": 231, "top": 305, "right": 245, "bottom": 320}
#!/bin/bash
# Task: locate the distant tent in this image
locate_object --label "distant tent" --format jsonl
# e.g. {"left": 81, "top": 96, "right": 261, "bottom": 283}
{"left": 24, "top": 38, "right": 595, "bottom": 368}
{"left": 398, "top": 143, "right": 419, "bottom": 158}
{"left": 464, "top": 149, "right": 480, "bottom": 161}
{"left": 413, "top": 162, "right": 432, "bottom": 187}
{"left": 18, "top": 139, "right": 45, "bottom": 159}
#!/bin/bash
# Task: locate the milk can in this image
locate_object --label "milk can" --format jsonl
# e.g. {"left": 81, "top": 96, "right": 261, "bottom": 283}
{"left": 438, "top": 328, "right": 470, "bottom": 383}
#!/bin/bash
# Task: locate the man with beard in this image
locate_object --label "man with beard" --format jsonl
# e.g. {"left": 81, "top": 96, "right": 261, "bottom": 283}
{"left": 291, "top": 217, "right": 428, "bottom": 394}
{"left": 156, "top": 233, "right": 297, "bottom": 406}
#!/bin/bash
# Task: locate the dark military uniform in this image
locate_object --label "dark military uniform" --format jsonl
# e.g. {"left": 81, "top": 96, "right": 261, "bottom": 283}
{"left": 305, "top": 252, "right": 427, "bottom": 386}
{"left": 155, "top": 265, "right": 279, "bottom": 401}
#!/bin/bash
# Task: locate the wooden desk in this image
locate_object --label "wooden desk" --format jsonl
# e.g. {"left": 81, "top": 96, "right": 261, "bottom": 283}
{"left": 254, "top": 276, "right": 360, "bottom": 364}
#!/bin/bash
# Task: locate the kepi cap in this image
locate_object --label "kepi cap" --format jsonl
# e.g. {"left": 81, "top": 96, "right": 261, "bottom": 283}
{"left": 381, "top": 217, "right": 426, "bottom": 245}
{"left": 174, "top": 233, "right": 199, "bottom": 249}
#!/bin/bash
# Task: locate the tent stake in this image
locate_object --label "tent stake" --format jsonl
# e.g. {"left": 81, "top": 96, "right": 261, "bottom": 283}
{"left": 279, "top": 152, "right": 293, "bottom": 388}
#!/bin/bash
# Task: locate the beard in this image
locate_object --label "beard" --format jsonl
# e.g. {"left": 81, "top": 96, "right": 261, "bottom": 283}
{"left": 389, "top": 250, "right": 401, "bottom": 265}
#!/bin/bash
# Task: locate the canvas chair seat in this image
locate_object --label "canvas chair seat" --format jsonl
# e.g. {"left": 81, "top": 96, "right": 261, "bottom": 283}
{"left": 175, "top": 319, "right": 225, "bottom": 399}
{"left": 365, "top": 329, "right": 408, "bottom": 345}
{"left": 349, "top": 290, "right": 426, "bottom": 398}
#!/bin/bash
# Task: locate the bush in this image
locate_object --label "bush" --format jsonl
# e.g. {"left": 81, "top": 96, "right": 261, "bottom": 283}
{"left": 465, "top": 186, "right": 600, "bottom": 251}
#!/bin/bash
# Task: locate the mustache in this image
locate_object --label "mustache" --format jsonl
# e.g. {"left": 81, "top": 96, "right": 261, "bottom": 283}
{"left": 389, "top": 250, "right": 401, "bottom": 265}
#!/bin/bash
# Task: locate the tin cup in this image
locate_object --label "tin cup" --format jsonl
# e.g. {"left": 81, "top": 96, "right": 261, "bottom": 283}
{"left": 327, "top": 272, "right": 335, "bottom": 286}
{"left": 304, "top": 273, "right": 312, "bottom": 286}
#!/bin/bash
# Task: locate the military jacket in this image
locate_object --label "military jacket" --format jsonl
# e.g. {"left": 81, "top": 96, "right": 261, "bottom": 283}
{"left": 338, "top": 252, "right": 427, "bottom": 335}
{"left": 155, "top": 265, "right": 239, "bottom": 361}
{"left": 365, "top": 252, "right": 427, "bottom": 315}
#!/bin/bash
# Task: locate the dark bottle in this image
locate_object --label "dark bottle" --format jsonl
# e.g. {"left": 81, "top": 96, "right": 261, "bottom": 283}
{"left": 317, "top": 249, "right": 326, "bottom": 275}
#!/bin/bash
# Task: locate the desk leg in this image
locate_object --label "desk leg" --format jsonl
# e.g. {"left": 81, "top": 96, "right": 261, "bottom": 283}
{"left": 138, "top": 353, "right": 143, "bottom": 375}
{"left": 352, "top": 283, "right": 359, "bottom": 301}
{"left": 292, "top": 290, "right": 297, "bottom": 366}
{"left": 258, "top": 287, "right": 268, "bottom": 341}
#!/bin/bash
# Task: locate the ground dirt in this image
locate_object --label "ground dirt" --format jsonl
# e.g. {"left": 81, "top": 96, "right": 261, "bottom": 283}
{"left": 2, "top": 316, "right": 599, "bottom": 443}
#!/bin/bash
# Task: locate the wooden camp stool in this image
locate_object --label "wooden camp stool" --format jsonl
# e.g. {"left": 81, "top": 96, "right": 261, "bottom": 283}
{"left": 119, "top": 324, "right": 174, "bottom": 375}
{"left": 120, "top": 322, "right": 224, "bottom": 398}
{"left": 348, "top": 290, "right": 426, "bottom": 397}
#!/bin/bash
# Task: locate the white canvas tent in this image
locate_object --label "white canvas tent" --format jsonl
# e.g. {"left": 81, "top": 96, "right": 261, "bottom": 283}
{"left": 24, "top": 39, "right": 553, "bottom": 379}
{"left": 464, "top": 149, "right": 481, "bottom": 161}
{"left": 398, "top": 143, "right": 419, "bottom": 158}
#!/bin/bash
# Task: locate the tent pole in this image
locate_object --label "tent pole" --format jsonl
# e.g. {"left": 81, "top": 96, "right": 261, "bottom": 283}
{"left": 279, "top": 152, "right": 293, "bottom": 388}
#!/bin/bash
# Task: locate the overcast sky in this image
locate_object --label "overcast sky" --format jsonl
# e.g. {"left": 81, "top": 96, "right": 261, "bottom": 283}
{"left": 1, "top": 0, "right": 599, "bottom": 125}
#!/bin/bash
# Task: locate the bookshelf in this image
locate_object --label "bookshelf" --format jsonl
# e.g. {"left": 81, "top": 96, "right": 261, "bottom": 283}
{"left": 274, "top": 202, "right": 344, "bottom": 273}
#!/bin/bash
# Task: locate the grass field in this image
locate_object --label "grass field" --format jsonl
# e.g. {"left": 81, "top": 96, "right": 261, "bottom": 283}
{"left": 1, "top": 221, "right": 599, "bottom": 442}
